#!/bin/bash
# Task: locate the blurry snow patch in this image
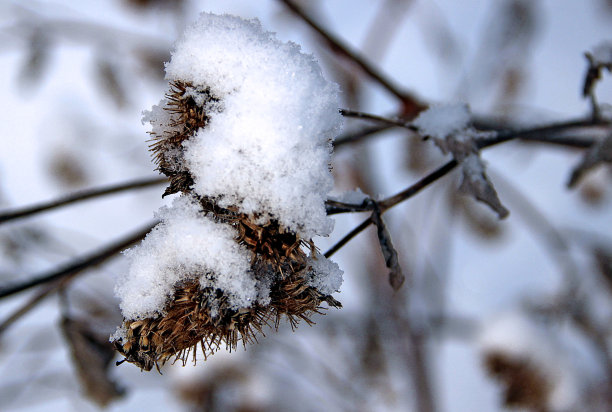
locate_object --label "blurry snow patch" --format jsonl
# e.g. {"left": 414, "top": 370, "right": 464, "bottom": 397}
{"left": 590, "top": 41, "right": 612, "bottom": 67}
{"left": 328, "top": 188, "right": 369, "bottom": 204}
{"left": 304, "top": 251, "right": 343, "bottom": 295}
{"left": 115, "top": 196, "right": 256, "bottom": 320}
{"left": 412, "top": 103, "right": 471, "bottom": 140}
{"left": 478, "top": 311, "right": 602, "bottom": 412}
{"left": 164, "top": 13, "right": 343, "bottom": 238}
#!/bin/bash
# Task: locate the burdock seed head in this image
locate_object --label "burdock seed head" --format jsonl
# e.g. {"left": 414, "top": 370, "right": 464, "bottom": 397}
{"left": 112, "top": 12, "right": 344, "bottom": 371}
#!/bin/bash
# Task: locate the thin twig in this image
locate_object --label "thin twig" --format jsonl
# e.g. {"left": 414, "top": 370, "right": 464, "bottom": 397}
{"left": 0, "top": 281, "right": 58, "bottom": 335}
{"left": 340, "top": 109, "right": 418, "bottom": 131}
{"left": 0, "top": 221, "right": 157, "bottom": 299}
{"left": 334, "top": 124, "right": 393, "bottom": 148}
{"left": 278, "top": 0, "right": 423, "bottom": 111}
{"left": 325, "top": 160, "right": 458, "bottom": 257}
{"left": 0, "top": 176, "right": 166, "bottom": 224}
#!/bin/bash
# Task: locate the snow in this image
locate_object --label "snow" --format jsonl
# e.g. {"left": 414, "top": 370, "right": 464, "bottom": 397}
{"left": 591, "top": 41, "right": 612, "bottom": 66}
{"left": 328, "top": 188, "right": 369, "bottom": 204}
{"left": 117, "top": 13, "right": 344, "bottom": 321}
{"left": 412, "top": 103, "right": 471, "bottom": 141}
{"left": 305, "top": 252, "right": 343, "bottom": 295}
{"left": 159, "top": 12, "right": 343, "bottom": 238}
{"left": 115, "top": 196, "right": 256, "bottom": 320}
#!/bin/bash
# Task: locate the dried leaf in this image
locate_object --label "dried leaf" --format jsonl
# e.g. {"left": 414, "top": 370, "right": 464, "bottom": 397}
{"left": 94, "top": 56, "right": 127, "bottom": 108}
{"left": 459, "top": 154, "right": 509, "bottom": 219}
{"left": 370, "top": 203, "right": 405, "bottom": 290}
{"left": 61, "top": 317, "right": 125, "bottom": 407}
{"left": 568, "top": 132, "right": 612, "bottom": 188}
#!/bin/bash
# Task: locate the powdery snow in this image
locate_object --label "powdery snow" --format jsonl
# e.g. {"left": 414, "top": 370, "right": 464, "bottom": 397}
{"left": 412, "top": 103, "right": 471, "bottom": 141}
{"left": 161, "top": 12, "right": 343, "bottom": 239}
{"left": 119, "top": 13, "right": 343, "bottom": 321}
{"left": 116, "top": 196, "right": 257, "bottom": 320}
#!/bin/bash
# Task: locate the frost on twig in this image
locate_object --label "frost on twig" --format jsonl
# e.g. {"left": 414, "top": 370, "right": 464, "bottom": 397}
{"left": 111, "top": 13, "right": 344, "bottom": 371}
{"left": 413, "top": 104, "right": 509, "bottom": 218}
{"left": 568, "top": 131, "right": 612, "bottom": 188}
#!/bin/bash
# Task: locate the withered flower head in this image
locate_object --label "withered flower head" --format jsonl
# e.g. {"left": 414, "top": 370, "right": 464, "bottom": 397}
{"left": 111, "top": 13, "right": 343, "bottom": 371}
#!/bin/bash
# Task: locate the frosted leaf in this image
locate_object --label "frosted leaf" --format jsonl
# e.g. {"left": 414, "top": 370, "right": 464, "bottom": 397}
{"left": 162, "top": 13, "right": 343, "bottom": 238}
{"left": 568, "top": 131, "right": 612, "bottom": 188}
{"left": 116, "top": 196, "right": 256, "bottom": 320}
{"left": 413, "top": 103, "right": 508, "bottom": 218}
{"left": 459, "top": 154, "right": 509, "bottom": 219}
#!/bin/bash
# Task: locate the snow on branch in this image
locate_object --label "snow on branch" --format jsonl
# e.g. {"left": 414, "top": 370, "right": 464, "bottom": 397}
{"left": 413, "top": 104, "right": 509, "bottom": 218}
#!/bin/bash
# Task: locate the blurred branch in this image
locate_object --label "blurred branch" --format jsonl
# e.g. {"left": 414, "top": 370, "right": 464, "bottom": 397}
{"left": 340, "top": 108, "right": 418, "bottom": 131}
{"left": 333, "top": 124, "right": 393, "bottom": 148}
{"left": 340, "top": 108, "right": 607, "bottom": 149}
{"left": 0, "top": 176, "right": 166, "bottom": 224}
{"left": 0, "top": 221, "right": 156, "bottom": 299}
{"left": 278, "top": 0, "right": 424, "bottom": 114}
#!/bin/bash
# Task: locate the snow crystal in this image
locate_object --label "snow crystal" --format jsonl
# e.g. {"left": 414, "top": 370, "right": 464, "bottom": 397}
{"left": 305, "top": 252, "right": 343, "bottom": 295}
{"left": 412, "top": 103, "right": 471, "bottom": 140}
{"left": 116, "top": 196, "right": 256, "bottom": 320}
{"left": 163, "top": 13, "right": 342, "bottom": 238}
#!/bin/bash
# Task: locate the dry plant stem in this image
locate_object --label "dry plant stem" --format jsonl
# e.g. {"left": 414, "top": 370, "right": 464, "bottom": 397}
{"left": 279, "top": 0, "right": 423, "bottom": 111}
{"left": 339, "top": 109, "right": 418, "bottom": 131}
{"left": 341, "top": 108, "right": 607, "bottom": 149}
{"left": 334, "top": 124, "right": 394, "bottom": 148}
{"left": 325, "top": 160, "right": 458, "bottom": 258}
{"left": 0, "top": 282, "right": 57, "bottom": 335}
{"left": 0, "top": 176, "right": 166, "bottom": 224}
{"left": 0, "top": 221, "right": 156, "bottom": 299}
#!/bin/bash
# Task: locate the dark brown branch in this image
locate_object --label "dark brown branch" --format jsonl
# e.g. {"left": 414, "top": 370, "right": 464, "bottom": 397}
{"left": 334, "top": 124, "right": 394, "bottom": 148}
{"left": 278, "top": 0, "right": 424, "bottom": 112}
{"left": 339, "top": 109, "right": 606, "bottom": 150}
{"left": 0, "top": 176, "right": 166, "bottom": 224}
{"left": 380, "top": 160, "right": 458, "bottom": 210}
{"left": 340, "top": 109, "right": 418, "bottom": 132}
{"left": 325, "top": 160, "right": 458, "bottom": 257}
{"left": 0, "top": 281, "right": 58, "bottom": 335}
{"left": 0, "top": 221, "right": 156, "bottom": 299}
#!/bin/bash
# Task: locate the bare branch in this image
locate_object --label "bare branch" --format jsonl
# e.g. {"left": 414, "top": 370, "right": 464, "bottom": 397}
{"left": 278, "top": 0, "right": 424, "bottom": 113}
{"left": 339, "top": 109, "right": 418, "bottom": 132}
{"left": 0, "top": 176, "right": 166, "bottom": 224}
{"left": 325, "top": 160, "right": 458, "bottom": 258}
{"left": 0, "top": 221, "right": 156, "bottom": 299}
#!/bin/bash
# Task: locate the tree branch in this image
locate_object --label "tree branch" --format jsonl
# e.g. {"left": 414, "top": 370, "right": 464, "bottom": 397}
{"left": 0, "top": 221, "right": 156, "bottom": 299}
{"left": 0, "top": 176, "right": 166, "bottom": 224}
{"left": 325, "top": 160, "right": 458, "bottom": 257}
{"left": 278, "top": 0, "right": 424, "bottom": 112}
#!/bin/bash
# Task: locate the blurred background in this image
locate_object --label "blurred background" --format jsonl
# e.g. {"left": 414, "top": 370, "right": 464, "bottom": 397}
{"left": 1, "top": 0, "right": 612, "bottom": 411}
